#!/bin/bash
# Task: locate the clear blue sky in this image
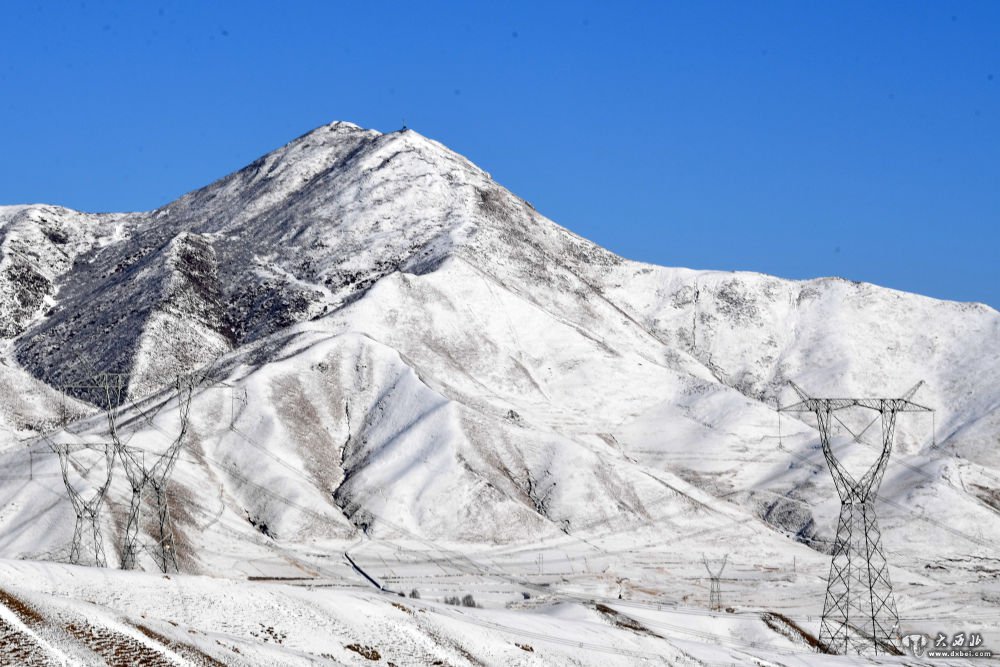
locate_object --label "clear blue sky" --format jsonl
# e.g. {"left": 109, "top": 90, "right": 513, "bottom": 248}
{"left": 2, "top": 2, "right": 998, "bottom": 308}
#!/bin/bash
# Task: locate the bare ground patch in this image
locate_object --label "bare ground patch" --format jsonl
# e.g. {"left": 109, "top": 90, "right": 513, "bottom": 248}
{"left": 133, "top": 622, "right": 230, "bottom": 667}
{"left": 759, "top": 611, "right": 829, "bottom": 653}
{"left": 0, "top": 615, "right": 58, "bottom": 666}
{"left": 345, "top": 642, "right": 381, "bottom": 660}
{"left": 65, "top": 621, "right": 179, "bottom": 667}
{"left": 593, "top": 603, "right": 661, "bottom": 638}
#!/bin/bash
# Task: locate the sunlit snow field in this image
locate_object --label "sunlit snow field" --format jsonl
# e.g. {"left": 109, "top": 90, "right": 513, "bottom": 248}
{"left": 0, "top": 122, "right": 996, "bottom": 665}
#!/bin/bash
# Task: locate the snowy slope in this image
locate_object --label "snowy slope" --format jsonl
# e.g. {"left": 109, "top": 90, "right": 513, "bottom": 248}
{"left": 0, "top": 121, "right": 997, "bottom": 664}
{"left": 2, "top": 559, "right": 930, "bottom": 667}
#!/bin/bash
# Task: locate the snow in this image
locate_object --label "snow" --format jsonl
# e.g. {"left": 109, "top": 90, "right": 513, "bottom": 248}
{"left": 0, "top": 120, "right": 996, "bottom": 664}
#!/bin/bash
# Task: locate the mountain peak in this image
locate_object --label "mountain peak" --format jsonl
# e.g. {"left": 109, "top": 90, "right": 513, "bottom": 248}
{"left": 6, "top": 121, "right": 564, "bottom": 393}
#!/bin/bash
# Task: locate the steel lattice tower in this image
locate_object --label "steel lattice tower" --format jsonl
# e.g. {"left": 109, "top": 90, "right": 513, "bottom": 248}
{"left": 116, "top": 376, "right": 195, "bottom": 573}
{"left": 702, "top": 554, "right": 728, "bottom": 612}
{"left": 780, "top": 382, "right": 930, "bottom": 656}
{"left": 72, "top": 368, "right": 196, "bottom": 573}
{"left": 52, "top": 442, "right": 116, "bottom": 567}
{"left": 50, "top": 354, "right": 210, "bottom": 572}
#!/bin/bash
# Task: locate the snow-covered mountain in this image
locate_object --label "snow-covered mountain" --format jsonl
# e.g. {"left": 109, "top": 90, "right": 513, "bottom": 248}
{"left": 0, "top": 121, "right": 997, "bottom": 665}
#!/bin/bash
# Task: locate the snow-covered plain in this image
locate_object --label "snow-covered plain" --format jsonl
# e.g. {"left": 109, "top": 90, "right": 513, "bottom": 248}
{"left": 0, "top": 121, "right": 997, "bottom": 665}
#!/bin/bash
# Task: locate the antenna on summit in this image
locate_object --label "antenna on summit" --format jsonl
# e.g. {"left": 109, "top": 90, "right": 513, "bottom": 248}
{"left": 401, "top": 118, "right": 408, "bottom": 131}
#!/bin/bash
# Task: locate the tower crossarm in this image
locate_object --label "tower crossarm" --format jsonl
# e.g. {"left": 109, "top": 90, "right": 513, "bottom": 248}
{"left": 779, "top": 398, "right": 931, "bottom": 413}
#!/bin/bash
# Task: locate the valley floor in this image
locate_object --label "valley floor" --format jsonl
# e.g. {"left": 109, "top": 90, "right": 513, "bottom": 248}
{"left": 0, "top": 537, "right": 993, "bottom": 667}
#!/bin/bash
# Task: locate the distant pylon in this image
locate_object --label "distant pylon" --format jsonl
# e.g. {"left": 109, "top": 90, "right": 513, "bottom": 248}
{"left": 780, "top": 382, "right": 931, "bottom": 656}
{"left": 702, "top": 554, "right": 727, "bottom": 612}
{"left": 230, "top": 386, "right": 247, "bottom": 430}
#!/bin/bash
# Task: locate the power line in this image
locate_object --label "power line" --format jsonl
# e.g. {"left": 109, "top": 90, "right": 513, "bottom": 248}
{"left": 5, "top": 362, "right": 995, "bottom": 659}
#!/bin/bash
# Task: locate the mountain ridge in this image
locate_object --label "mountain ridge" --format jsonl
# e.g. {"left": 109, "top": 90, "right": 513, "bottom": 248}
{"left": 0, "top": 120, "right": 995, "bottom": 580}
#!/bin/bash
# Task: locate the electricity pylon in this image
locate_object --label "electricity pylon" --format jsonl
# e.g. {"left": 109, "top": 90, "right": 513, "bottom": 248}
{"left": 73, "top": 368, "right": 195, "bottom": 572}
{"left": 57, "top": 353, "right": 212, "bottom": 572}
{"left": 52, "top": 442, "right": 115, "bottom": 567}
{"left": 116, "top": 376, "right": 195, "bottom": 573}
{"left": 780, "top": 381, "right": 931, "bottom": 656}
{"left": 230, "top": 386, "right": 247, "bottom": 430}
{"left": 119, "top": 446, "right": 146, "bottom": 571}
{"left": 703, "top": 554, "right": 728, "bottom": 612}
{"left": 42, "top": 365, "right": 126, "bottom": 568}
